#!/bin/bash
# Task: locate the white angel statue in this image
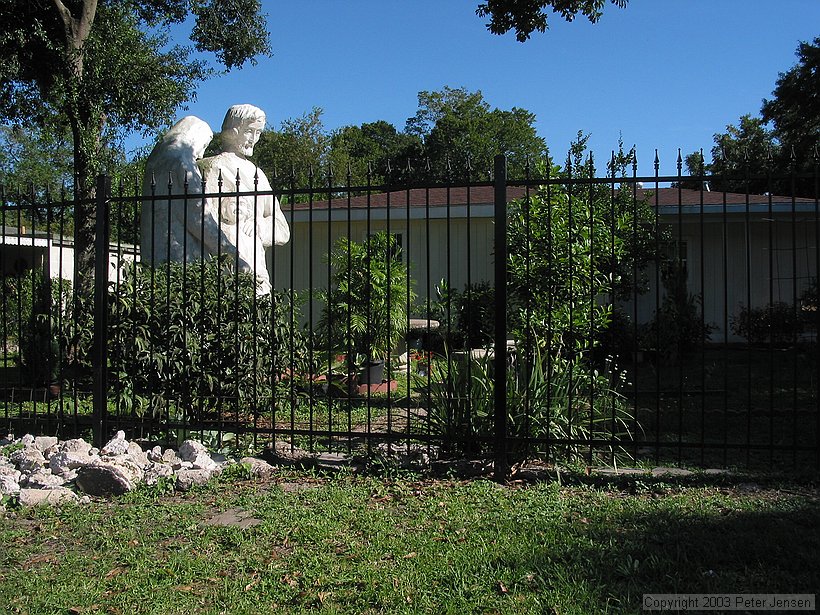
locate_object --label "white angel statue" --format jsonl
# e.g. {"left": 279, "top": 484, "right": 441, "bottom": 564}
{"left": 141, "top": 108, "right": 289, "bottom": 295}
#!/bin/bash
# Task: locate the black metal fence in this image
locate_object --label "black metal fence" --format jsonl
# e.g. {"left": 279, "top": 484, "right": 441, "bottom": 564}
{"left": 2, "top": 153, "right": 818, "bottom": 472}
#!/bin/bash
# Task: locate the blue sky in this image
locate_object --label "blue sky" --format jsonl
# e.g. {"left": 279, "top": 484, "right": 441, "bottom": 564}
{"left": 154, "top": 0, "right": 820, "bottom": 177}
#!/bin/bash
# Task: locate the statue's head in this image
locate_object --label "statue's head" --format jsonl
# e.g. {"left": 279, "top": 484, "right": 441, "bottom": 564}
{"left": 220, "top": 104, "right": 266, "bottom": 157}
{"left": 170, "top": 116, "right": 213, "bottom": 159}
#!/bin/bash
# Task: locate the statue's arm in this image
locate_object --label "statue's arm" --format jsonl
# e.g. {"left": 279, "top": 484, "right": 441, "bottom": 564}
{"left": 253, "top": 195, "right": 290, "bottom": 247}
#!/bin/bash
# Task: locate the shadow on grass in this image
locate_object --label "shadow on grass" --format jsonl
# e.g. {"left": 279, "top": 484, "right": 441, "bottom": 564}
{"left": 489, "top": 483, "right": 820, "bottom": 613}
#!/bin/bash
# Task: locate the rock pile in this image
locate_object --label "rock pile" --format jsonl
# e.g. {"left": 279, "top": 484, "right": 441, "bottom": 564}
{"left": 0, "top": 431, "right": 274, "bottom": 507}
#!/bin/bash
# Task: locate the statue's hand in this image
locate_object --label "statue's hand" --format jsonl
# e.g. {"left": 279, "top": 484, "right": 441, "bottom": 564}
{"left": 240, "top": 217, "right": 257, "bottom": 238}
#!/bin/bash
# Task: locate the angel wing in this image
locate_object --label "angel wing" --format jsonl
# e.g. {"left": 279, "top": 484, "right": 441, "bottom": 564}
{"left": 141, "top": 116, "right": 214, "bottom": 264}
{"left": 143, "top": 115, "right": 213, "bottom": 196}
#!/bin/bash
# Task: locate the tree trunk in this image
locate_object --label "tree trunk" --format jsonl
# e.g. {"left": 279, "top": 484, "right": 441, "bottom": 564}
{"left": 53, "top": 0, "right": 101, "bottom": 375}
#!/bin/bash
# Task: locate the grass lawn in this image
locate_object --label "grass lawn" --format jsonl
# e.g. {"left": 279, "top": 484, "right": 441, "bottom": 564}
{"left": 1, "top": 470, "right": 818, "bottom": 614}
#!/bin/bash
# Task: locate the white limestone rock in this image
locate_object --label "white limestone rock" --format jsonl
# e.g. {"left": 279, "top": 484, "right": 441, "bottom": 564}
{"left": 19, "top": 487, "right": 79, "bottom": 507}
{"left": 239, "top": 457, "right": 276, "bottom": 479}
{"left": 33, "top": 436, "right": 58, "bottom": 453}
{"left": 101, "top": 430, "right": 129, "bottom": 457}
{"left": 24, "top": 470, "right": 66, "bottom": 490}
{"left": 20, "top": 434, "right": 35, "bottom": 446}
{"left": 0, "top": 473, "right": 21, "bottom": 495}
{"left": 10, "top": 447, "right": 46, "bottom": 474}
{"left": 175, "top": 468, "right": 212, "bottom": 492}
{"left": 75, "top": 463, "right": 136, "bottom": 496}
{"left": 162, "top": 448, "right": 180, "bottom": 466}
{"left": 60, "top": 439, "right": 93, "bottom": 455}
{"left": 148, "top": 446, "right": 164, "bottom": 463}
{"left": 143, "top": 462, "right": 175, "bottom": 486}
{"left": 49, "top": 448, "right": 98, "bottom": 476}
{"left": 178, "top": 440, "right": 209, "bottom": 462}
{"left": 0, "top": 465, "right": 21, "bottom": 479}
{"left": 126, "top": 441, "right": 150, "bottom": 468}
{"left": 269, "top": 440, "right": 313, "bottom": 462}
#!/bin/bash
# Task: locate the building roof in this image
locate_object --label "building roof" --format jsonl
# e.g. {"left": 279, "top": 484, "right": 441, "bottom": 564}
{"left": 285, "top": 186, "right": 815, "bottom": 211}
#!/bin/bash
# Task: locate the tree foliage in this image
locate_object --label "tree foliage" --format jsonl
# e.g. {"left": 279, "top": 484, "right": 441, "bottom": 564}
{"left": 507, "top": 136, "right": 658, "bottom": 356}
{"left": 0, "top": 0, "right": 271, "bottom": 297}
{"left": 253, "top": 107, "right": 332, "bottom": 190}
{"left": 476, "top": 0, "right": 628, "bottom": 41}
{"left": 685, "top": 38, "right": 819, "bottom": 196}
{"left": 407, "top": 87, "right": 548, "bottom": 180}
{"left": 762, "top": 36, "right": 820, "bottom": 162}
{"left": 253, "top": 87, "right": 548, "bottom": 188}
{"left": 330, "top": 121, "right": 423, "bottom": 186}
{"left": 0, "top": 124, "right": 73, "bottom": 194}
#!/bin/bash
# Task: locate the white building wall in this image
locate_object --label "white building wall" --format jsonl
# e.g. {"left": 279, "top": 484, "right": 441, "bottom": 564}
{"left": 274, "top": 207, "right": 496, "bottom": 324}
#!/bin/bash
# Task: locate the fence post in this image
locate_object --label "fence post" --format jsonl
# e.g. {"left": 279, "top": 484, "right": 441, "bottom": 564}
{"left": 92, "top": 174, "right": 111, "bottom": 448}
{"left": 493, "top": 155, "right": 508, "bottom": 481}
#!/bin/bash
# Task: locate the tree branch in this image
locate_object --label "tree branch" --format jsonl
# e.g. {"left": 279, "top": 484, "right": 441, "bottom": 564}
{"left": 51, "top": 0, "right": 98, "bottom": 49}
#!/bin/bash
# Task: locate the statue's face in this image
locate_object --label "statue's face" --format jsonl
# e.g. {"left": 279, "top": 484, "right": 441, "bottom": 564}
{"left": 224, "top": 118, "right": 264, "bottom": 157}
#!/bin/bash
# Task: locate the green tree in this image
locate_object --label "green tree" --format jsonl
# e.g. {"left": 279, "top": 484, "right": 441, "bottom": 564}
{"left": 684, "top": 115, "right": 780, "bottom": 195}
{"left": 507, "top": 135, "right": 658, "bottom": 355}
{"left": 329, "top": 120, "right": 423, "bottom": 186}
{"left": 254, "top": 107, "right": 331, "bottom": 192}
{"left": 762, "top": 36, "right": 820, "bottom": 162}
{"left": 406, "top": 87, "right": 548, "bottom": 180}
{"left": 0, "top": 124, "right": 73, "bottom": 195}
{"left": 476, "top": 0, "right": 628, "bottom": 41}
{"left": 255, "top": 88, "right": 547, "bottom": 187}
{"left": 685, "top": 38, "right": 819, "bottom": 197}
{"left": 0, "top": 0, "right": 271, "bottom": 297}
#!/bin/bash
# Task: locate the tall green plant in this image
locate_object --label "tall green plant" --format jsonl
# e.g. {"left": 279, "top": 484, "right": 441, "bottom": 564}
{"left": 507, "top": 138, "right": 659, "bottom": 358}
{"left": 319, "top": 232, "right": 416, "bottom": 364}
{"left": 418, "top": 340, "right": 637, "bottom": 462}
{"left": 642, "top": 259, "right": 713, "bottom": 361}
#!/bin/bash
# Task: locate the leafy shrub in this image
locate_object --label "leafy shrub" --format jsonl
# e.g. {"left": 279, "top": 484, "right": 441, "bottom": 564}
{"left": 506, "top": 141, "right": 661, "bottom": 362}
{"left": 731, "top": 302, "right": 803, "bottom": 346}
{"left": 425, "top": 280, "right": 497, "bottom": 351}
{"left": 2, "top": 271, "right": 72, "bottom": 385}
{"left": 106, "top": 257, "right": 311, "bottom": 417}
{"left": 418, "top": 334, "right": 638, "bottom": 463}
{"left": 641, "top": 260, "right": 712, "bottom": 362}
{"left": 592, "top": 308, "right": 637, "bottom": 365}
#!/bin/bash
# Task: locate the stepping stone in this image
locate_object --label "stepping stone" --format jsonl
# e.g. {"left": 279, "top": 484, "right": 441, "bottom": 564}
{"left": 204, "top": 508, "right": 262, "bottom": 529}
